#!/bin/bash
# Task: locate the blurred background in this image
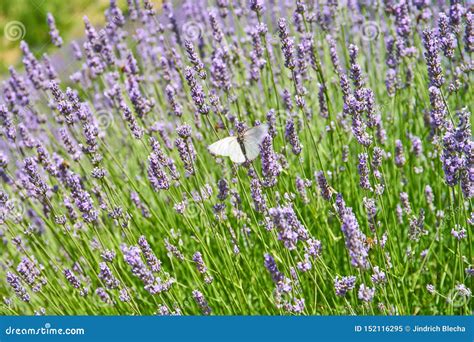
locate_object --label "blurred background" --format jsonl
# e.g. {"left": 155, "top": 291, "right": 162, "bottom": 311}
{"left": 0, "top": 0, "right": 162, "bottom": 73}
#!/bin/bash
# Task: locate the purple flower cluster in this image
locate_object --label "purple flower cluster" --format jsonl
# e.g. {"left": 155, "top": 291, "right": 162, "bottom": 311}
{"left": 0, "top": 0, "right": 471, "bottom": 316}
{"left": 268, "top": 204, "right": 309, "bottom": 250}
{"left": 334, "top": 275, "right": 356, "bottom": 297}
{"left": 192, "top": 290, "right": 211, "bottom": 315}
{"left": 340, "top": 206, "right": 369, "bottom": 269}
{"left": 47, "top": 13, "right": 63, "bottom": 47}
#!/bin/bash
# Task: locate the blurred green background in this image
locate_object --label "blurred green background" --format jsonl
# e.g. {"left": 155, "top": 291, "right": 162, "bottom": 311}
{"left": 0, "top": 0, "right": 162, "bottom": 74}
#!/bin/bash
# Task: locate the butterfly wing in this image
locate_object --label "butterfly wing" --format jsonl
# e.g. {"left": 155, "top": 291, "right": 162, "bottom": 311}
{"left": 208, "top": 136, "right": 246, "bottom": 164}
{"left": 243, "top": 124, "right": 269, "bottom": 161}
{"left": 227, "top": 141, "right": 246, "bottom": 163}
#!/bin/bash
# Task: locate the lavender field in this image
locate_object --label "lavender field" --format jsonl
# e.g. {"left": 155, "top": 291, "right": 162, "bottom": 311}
{"left": 0, "top": 0, "right": 473, "bottom": 316}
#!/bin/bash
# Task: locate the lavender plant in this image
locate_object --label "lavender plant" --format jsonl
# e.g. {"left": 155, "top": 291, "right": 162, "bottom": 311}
{"left": 0, "top": 0, "right": 472, "bottom": 316}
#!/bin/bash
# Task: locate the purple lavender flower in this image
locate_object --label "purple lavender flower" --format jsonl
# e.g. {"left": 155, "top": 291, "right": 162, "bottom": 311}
{"left": 449, "top": 1, "right": 465, "bottom": 33}
{"left": 371, "top": 266, "right": 387, "bottom": 285}
{"left": 318, "top": 84, "right": 328, "bottom": 119}
{"left": 305, "top": 239, "right": 322, "bottom": 258}
{"left": 268, "top": 204, "right": 309, "bottom": 250}
{"left": 131, "top": 192, "right": 151, "bottom": 218}
{"left": 451, "top": 225, "right": 467, "bottom": 240}
{"left": 358, "top": 153, "right": 371, "bottom": 190}
{"left": 209, "top": 10, "right": 224, "bottom": 43}
{"left": 148, "top": 152, "right": 170, "bottom": 191}
{"left": 184, "top": 40, "right": 206, "bottom": 79}
{"left": 326, "top": 35, "right": 341, "bottom": 74}
{"left": 7, "top": 272, "right": 30, "bottom": 302}
{"left": 278, "top": 18, "right": 295, "bottom": 70}
{"left": 138, "top": 236, "right": 162, "bottom": 273}
{"left": 358, "top": 284, "right": 375, "bottom": 302}
{"left": 394, "top": 140, "right": 406, "bottom": 167}
{"left": 101, "top": 250, "right": 116, "bottom": 263}
{"left": 98, "top": 262, "right": 120, "bottom": 289}
{"left": 334, "top": 275, "right": 356, "bottom": 296}
{"left": 47, "top": 13, "right": 63, "bottom": 47}
{"left": 438, "top": 13, "right": 456, "bottom": 59}
{"left": 96, "top": 287, "right": 113, "bottom": 304}
{"left": 453, "top": 283, "right": 471, "bottom": 299}
{"left": 400, "top": 192, "right": 412, "bottom": 215}
{"left": 422, "top": 29, "right": 445, "bottom": 88}
{"left": 295, "top": 257, "right": 311, "bottom": 274}
{"left": 8, "top": 67, "right": 30, "bottom": 106}
{"left": 119, "top": 288, "right": 131, "bottom": 302}
{"left": 296, "top": 176, "right": 311, "bottom": 204}
{"left": 193, "top": 252, "right": 209, "bottom": 275}
{"left": 210, "top": 49, "right": 231, "bottom": 92}
{"left": 465, "top": 12, "right": 474, "bottom": 53}
{"left": 441, "top": 110, "right": 472, "bottom": 197}
{"left": 394, "top": 1, "right": 411, "bottom": 40}
{"left": 250, "top": 178, "right": 267, "bottom": 213}
{"left": 348, "top": 44, "right": 364, "bottom": 90}
{"left": 282, "top": 89, "right": 293, "bottom": 111}
{"left": 17, "top": 257, "right": 41, "bottom": 289}
{"left": 20, "top": 41, "right": 46, "bottom": 90}
{"left": 316, "top": 171, "right": 332, "bottom": 200}
{"left": 285, "top": 116, "right": 302, "bottom": 155}
{"left": 122, "top": 245, "right": 154, "bottom": 286}
{"left": 250, "top": 0, "right": 264, "bottom": 15}
{"left": 164, "top": 238, "right": 185, "bottom": 261}
{"left": 23, "top": 157, "right": 49, "bottom": 196}
{"left": 283, "top": 297, "right": 305, "bottom": 314}
{"left": 260, "top": 136, "right": 282, "bottom": 187}
{"left": 165, "top": 85, "right": 182, "bottom": 117}
{"left": 428, "top": 86, "right": 447, "bottom": 131}
{"left": 363, "top": 197, "right": 377, "bottom": 229}
{"left": 71, "top": 41, "right": 83, "bottom": 60}
{"left": 175, "top": 125, "right": 196, "bottom": 177}
{"left": 266, "top": 110, "right": 277, "bottom": 138}
{"left": 64, "top": 269, "right": 86, "bottom": 296}
{"left": 264, "top": 254, "right": 283, "bottom": 283}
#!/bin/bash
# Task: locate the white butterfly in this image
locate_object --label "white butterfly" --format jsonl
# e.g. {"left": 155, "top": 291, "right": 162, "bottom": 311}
{"left": 208, "top": 124, "right": 269, "bottom": 163}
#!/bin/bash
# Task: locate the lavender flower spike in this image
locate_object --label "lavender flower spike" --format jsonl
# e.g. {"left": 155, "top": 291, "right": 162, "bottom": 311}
{"left": 334, "top": 275, "right": 356, "bottom": 296}
{"left": 47, "top": 13, "right": 63, "bottom": 47}
{"left": 358, "top": 284, "right": 375, "bottom": 302}
{"left": 192, "top": 290, "right": 211, "bottom": 315}
{"left": 340, "top": 208, "right": 369, "bottom": 269}
{"left": 422, "top": 29, "right": 444, "bottom": 88}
